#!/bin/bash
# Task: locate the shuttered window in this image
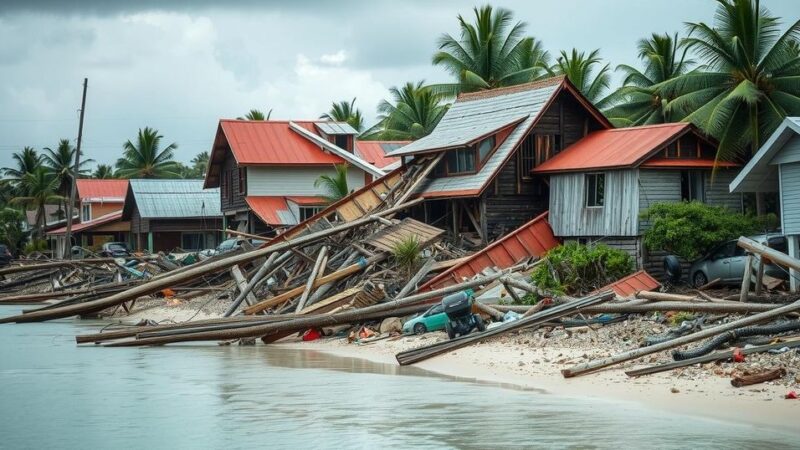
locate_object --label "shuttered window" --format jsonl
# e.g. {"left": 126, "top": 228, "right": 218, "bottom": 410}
{"left": 586, "top": 173, "right": 605, "bottom": 207}
{"left": 238, "top": 168, "right": 247, "bottom": 195}
{"left": 519, "top": 134, "right": 560, "bottom": 181}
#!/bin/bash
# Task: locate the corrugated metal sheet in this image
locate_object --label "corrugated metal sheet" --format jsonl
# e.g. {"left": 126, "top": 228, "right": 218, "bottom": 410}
{"left": 316, "top": 122, "right": 358, "bottom": 135}
{"left": 533, "top": 123, "right": 691, "bottom": 173}
{"left": 387, "top": 115, "right": 528, "bottom": 156}
{"left": 420, "top": 212, "right": 560, "bottom": 292}
{"left": 289, "top": 122, "right": 385, "bottom": 177}
{"left": 602, "top": 270, "right": 660, "bottom": 297}
{"left": 355, "top": 141, "right": 406, "bottom": 168}
{"left": 246, "top": 196, "right": 295, "bottom": 225}
{"left": 286, "top": 196, "right": 326, "bottom": 205}
{"left": 48, "top": 210, "right": 123, "bottom": 235}
{"left": 220, "top": 120, "right": 345, "bottom": 165}
{"left": 129, "top": 179, "right": 221, "bottom": 219}
{"left": 76, "top": 179, "right": 128, "bottom": 202}
{"left": 640, "top": 159, "right": 738, "bottom": 168}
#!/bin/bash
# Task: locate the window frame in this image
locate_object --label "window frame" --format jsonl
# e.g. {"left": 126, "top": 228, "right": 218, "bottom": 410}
{"left": 238, "top": 167, "right": 247, "bottom": 195}
{"left": 80, "top": 203, "right": 92, "bottom": 222}
{"left": 298, "top": 206, "right": 324, "bottom": 222}
{"left": 585, "top": 172, "right": 605, "bottom": 208}
{"left": 180, "top": 232, "right": 205, "bottom": 251}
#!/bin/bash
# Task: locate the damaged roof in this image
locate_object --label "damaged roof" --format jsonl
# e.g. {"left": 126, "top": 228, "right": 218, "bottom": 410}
{"left": 123, "top": 179, "right": 221, "bottom": 219}
{"left": 355, "top": 141, "right": 406, "bottom": 168}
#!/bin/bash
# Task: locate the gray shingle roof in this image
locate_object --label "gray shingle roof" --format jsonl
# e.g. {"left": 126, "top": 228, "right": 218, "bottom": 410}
{"left": 128, "top": 179, "right": 221, "bottom": 219}
{"left": 315, "top": 121, "right": 358, "bottom": 135}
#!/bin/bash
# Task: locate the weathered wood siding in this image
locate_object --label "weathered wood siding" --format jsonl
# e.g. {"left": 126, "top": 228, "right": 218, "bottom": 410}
{"left": 549, "top": 169, "right": 639, "bottom": 237}
{"left": 704, "top": 168, "right": 742, "bottom": 211}
{"left": 780, "top": 162, "right": 800, "bottom": 234}
{"left": 220, "top": 152, "right": 247, "bottom": 213}
{"left": 247, "top": 166, "right": 366, "bottom": 197}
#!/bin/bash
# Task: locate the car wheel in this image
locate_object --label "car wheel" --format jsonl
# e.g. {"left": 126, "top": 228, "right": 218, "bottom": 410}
{"left": 693, "top": 271, "right": 708, "bottom": 288}
{"left": 445, "top": 322, "right": 456, "bottom": 340}
{"left": 413, "top": 323, "right": 427, "bottom": 335}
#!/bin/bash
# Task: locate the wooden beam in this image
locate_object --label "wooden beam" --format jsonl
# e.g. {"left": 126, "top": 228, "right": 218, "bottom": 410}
{"left": 740, "top": 254, "right": 754, "bottom": 302}
{"left": 295, "top": 246, "right": 328, "bottom": 313}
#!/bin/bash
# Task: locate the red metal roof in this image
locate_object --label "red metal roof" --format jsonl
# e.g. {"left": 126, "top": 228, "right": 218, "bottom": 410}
{"left": 246, "top": 196, "right": 291, "bottom": 225}
{"left": 286, "top": 196, "right": 327, "bottom": 205}
{"left": 601, "top": 270, "right": 660, "bottom": 297}
{"left": 355, "top": 141, "right": 405, "bottom": 168}
{"left": 420, "top": 212, "right": 560, "bottom": 292}
{"left": 76, "top": 179, "right": 128, "bottom": 202}
{"left": 640, "top": 158, "right": 739, "bottom": 169}
{"left": 48, "top": 211, "right": 123, "bottom": 235}
{"left": 533, "top": 123, "right": 693, "bottom": 173}
{"left": 220, "top": 120, "right": 345, "bottom": 166}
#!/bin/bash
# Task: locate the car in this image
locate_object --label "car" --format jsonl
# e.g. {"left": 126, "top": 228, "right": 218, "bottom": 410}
{"left": 213, "top": 238, "right": 267, "bottom": 256}
{"left": 689, "top": 234, "right": 789, "bottom": 287}
{"left": 100, "top": 242, "right": 130, "bottom": 258}
{"left": 402, "top": 303, "right": 448, "bottom": 335}
{"left": 0, "top": 244, "right": 12, "bottom": 267}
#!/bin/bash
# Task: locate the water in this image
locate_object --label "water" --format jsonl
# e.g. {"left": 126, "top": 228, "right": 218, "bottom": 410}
{"left": 0, "top": 305, "right": 798, "bottom": 450}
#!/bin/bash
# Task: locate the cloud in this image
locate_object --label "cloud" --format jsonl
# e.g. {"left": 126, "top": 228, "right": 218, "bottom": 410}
{"left": 320, "top": 50, "right": 347, "bottom": 66}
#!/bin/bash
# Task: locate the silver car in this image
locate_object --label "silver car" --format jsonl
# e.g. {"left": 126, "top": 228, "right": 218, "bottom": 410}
{"left": 689, "top": 234, "right": 789, "bottom": 287}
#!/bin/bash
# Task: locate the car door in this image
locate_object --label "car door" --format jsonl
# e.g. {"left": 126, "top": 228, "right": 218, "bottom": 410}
{"left": 425, "top": 304, "right": 447, "bottom": 330}
{"left": 707, "top": 242, "right": 735, "bottom": 281}
{"left": 727, "top": 245, "right": 747, "bottom": 283}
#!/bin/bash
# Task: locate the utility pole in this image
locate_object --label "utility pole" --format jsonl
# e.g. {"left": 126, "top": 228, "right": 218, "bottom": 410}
{"left": 63, "top": 78, "right": 88, "bottom": 259}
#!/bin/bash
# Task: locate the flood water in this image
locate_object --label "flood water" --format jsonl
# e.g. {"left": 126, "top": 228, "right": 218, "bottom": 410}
{"left": 0, "top": 305, "right": 798, "bottom": 449}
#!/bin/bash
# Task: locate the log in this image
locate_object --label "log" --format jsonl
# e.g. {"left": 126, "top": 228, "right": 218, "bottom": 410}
{"left": 738, "top": 236, "right": 800, "bottom": 271}
{"left": 394, "top": 258, "right": 435, "bottom": 301}
{"left": 740, "top": 254, "right": 754, "bottom": 302}
{"left": 491, "top": 301, "right": 783, "bottom": 314}
{"left": 0, "top": 198, "right": 424, "bottom": 324}
{"left": 230, "top": 265, "right": 257, "bottom": 308}
{"left": 697, "top": 278, "right": 721, "bottom": 290}
{"left": 295, "top": 246, "right": 328, "bottom": 313}
{"left": 561, "top": 298, "right": 800, "bottom": 378}
{"left": 305, "top": 251, "right": 360, "bottom": 308}
{"left": 224, "top": 251, "right": 281, "bottom": 317}
{"left": 637, "top": 291, "right": 697, "bottom": 302}
{"left": 731, "top": 368, "right": 786, "bottom": 388}
{"left": 0, "top": 256, "right": 157, "bottom": 276}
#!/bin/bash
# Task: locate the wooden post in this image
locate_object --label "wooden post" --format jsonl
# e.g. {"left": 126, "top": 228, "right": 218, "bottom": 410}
{"left": 739, "top": 254, "right": 753, "bottom": 302}
{"left": 147, "top": 232, "right": 154, "bottom": 253}
{"left": 790, "top": 235, "right": 799, "bottom": 293}
{"left": 754, "top": 255, "right": 765, "bottom": 296}
{"left": 230, "top": 265, "right": 257, "bottom": 307}
{"left": 295, "top": 246, "right": 328, "bottom": 313}
{"left": 394, "top": 258, "right": 435, "bottom": 300}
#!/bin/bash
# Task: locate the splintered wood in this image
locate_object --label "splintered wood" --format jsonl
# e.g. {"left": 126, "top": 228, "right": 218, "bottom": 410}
{"left": 365, "top": 218, "right": 444, "bottom": 252}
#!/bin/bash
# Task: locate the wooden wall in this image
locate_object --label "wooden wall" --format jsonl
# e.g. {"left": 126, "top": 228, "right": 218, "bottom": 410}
{"left": 220, "top": 152, "right": 247, "bottom": 213}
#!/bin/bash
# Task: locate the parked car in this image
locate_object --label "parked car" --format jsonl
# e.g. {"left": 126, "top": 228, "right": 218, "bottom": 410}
{"left": 211, "top": 238, "right": 267, "bottom": 256}
{"left": 100, "top": 242, "right": 130, "bottom": 258}
{"left": 689, "top": 234, "right": 789, "bottom": 287}
{"left": 0, "top": 244, "right": 12, "bottom": 267}
{"left": 402, "top": 303, "right": 448, "bottom": 335}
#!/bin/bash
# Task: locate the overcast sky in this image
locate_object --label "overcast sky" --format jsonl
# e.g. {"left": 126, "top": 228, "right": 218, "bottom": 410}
{"left": 0, "top": 0, "right": 797, "bottom": 169}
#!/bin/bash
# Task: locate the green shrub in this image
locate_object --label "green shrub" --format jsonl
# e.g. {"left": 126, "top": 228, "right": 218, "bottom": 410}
{"left": 23, "top": 239, "right": 48, "bottom": 255}
{"left": 529, "top": 242, "right": 634, "bottom": 298}
{"left": 640, "top": 201, "right": 761, "bottom": 260}
{"left": 0, "top": 207, "right": 26, "bottom": 255}
{"left": 392, "top": 235, "right": 421, "bottom": 277}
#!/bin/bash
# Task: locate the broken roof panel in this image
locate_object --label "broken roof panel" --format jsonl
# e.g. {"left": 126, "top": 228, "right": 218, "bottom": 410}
{"left": 355, "top": 141, "right": 405, "bottom": 168}
{"left": 126, "top": 179, "right": 221, "bottom": 219}
{"left": 601, "top": 270, "right": 660, "bottom": 297}
{"left": 246, "top": 196, "right": 294, "bottom": 226}
{"left": 316, "top": 122, "right": 358, "bottom": 135}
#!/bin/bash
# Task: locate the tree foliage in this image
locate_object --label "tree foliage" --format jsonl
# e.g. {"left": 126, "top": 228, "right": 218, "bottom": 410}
{"left": 320, "top": 98, "right": 364, "bottom": 132}
{"left": 237, "top": 109, "right": 272, "bottom": 120}
{"left": 93, "top": 164, "right": 116, "bottom": 179}
{"left": 529, "top": 242, "right": 634, "bottom": 297}
{"left": 362, "top": 81, "right": 448, "bottom": 140}
{"left": 550, "top": 48, "right": 612, "bottom": 104}
{"left": 392, "top": 235, "right": 422, "bottom": 277}
{"left": 314, "top": 164, "right": 350, "bottom": 203}
{"left": 115, "top": 127, "right": 180, "bottom": 179}
{"left": 0, "top": 207, "right": 26, "bottom": 255}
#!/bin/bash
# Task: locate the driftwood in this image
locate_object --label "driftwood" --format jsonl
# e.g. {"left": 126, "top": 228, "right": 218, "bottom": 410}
{"left": 492, "top": 301, "right": 784, "bottom": 315}
{"left": 230, "top": 265, "right": 257, "bottom": 308}
{"left": 731, "top": 368, "right": 787, "bottom": 387}
{"left": 295, "top": 246, "right": 328, "bottom": 313}
{"left": 697, "top": 278, "right": 721, "bottom": 290}
{"left": 637, "top": 291, "right": 698, "bottom": 302}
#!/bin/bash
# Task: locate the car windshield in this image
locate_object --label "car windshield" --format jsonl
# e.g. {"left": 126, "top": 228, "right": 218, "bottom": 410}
{"left": 427, "top": 305, "right": 444, "bottom": 316}
{"left": 107, "top": 243, "right": 127, "bottom": 251}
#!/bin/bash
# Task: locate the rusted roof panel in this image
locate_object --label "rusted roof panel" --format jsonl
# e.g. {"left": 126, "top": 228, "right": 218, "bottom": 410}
{"left": 246, "top": 196, "right": 294, "bottom": 226}
{"left": 421, "top": 212, "right": 560, "bottom": 292}
{"left": 220, "top": 120, "right": 345, "bottom": 166}
{"left": 602, "top": 270, "right": 660, "bottom": 297}
{"left": 356, "top": 141, "right": 406, "bottom": 168}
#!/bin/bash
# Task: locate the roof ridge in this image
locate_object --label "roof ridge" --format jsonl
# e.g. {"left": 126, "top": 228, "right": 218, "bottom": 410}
{"left": 607, "top": 122, "right": 690, "bottom": 132}
{"left": 456, "top": 76, "right": 565, "bottom": 102}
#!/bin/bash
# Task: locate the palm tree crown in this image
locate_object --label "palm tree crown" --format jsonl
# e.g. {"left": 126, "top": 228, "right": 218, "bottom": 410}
{"left": 431, "top": 5, "right": 550, "bottom": 95}
{"left": 364, "top": 82, "right": 449, "bottom": 140}
{"left": 115, "top": 127, "right": 180, "bottom": 179}
{"left": 42, "top": 139, "right": 93, "bottom": 196}
{"left": 3, "top": 147, "right": 42, "bottom": 185}
{"left": 10, "top": 168, "right": 63, "bottom": 237}
{"left": 93, "top": 164, "right": 116, "bottom": 179}
{"left": 237, "top": 109, "right": 272, "bottom": 120}
{"left": 550, "top": 49, "right": 612, "bottom": 104}
{"left": 320, "top": 98, "right": 364, "bottom": 132}
{"left": 314, "top": 164, "right": 350, "bottom": 203}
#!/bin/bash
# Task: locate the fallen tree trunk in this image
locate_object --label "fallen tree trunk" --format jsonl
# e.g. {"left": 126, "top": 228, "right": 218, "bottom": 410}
{"left": 491, "top": 301, "right": 784, "bottom": 314}
{"left": 0, "top": 256, "right": 157, "bottom": 276}
{"left": 637, "top": 291, "right": 698, "bottom": 302}
{"left": 562, "top": 299, "right": 800, "bottom": 378}
{"left": 731, "top": 368, "right": 787, "bottom": 388}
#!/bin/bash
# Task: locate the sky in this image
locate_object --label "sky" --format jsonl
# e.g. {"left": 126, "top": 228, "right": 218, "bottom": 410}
{"left": 0, "top": 0, "right": 797, "bottom": 170}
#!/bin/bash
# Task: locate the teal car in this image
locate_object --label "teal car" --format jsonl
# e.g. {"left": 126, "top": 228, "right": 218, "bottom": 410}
{"left": 402, "top": 303, "right": 448, "bottom": 335}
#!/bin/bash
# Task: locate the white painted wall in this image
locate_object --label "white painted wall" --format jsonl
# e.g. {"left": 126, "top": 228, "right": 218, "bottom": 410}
{"left": 247, "top": 166, "right": 366, "bottom": 196}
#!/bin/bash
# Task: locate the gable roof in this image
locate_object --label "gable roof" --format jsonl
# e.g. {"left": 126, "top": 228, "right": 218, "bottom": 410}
{"left": 76, "top": 179, "right": 128, "bottom": 203}
{"left": 533, "top": 123, "right": 721, "bottom": 173}
{"left": 354, "top": 141, "right": 406, "bottom": 168}
{"left": 400, "top": 76, "right": 611, "bottom": 198}
{"left": 122, "top": 179, "right": 221, "bottom": 220}
{"left": 730, "top": 117, "right": 800, "bottom": 193}
{"left": 48, "top": 210, "right": 124, "bottom": 235}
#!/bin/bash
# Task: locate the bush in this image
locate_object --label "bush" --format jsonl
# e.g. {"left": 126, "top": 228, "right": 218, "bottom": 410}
{"left": 0, "top": 207, "right": 26, "bottom": 255}
{"left": 23, "top": 239, "right": 48, "bottom": 255}
{"left": 529, "top": 242, "right": 634, "bottom": 298}
{"left": 641, "top": 201, "right": 760, "bottom": 261}
{"left": 392, "top": 236, "right": 421, "bottom": 277}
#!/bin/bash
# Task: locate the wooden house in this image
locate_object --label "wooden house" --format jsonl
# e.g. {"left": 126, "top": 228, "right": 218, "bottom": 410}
{"left": 533, "top": 122, "right": 742, "bottom": 271}
{"left": 385, "top": 76, "right": 611, "bottom": 243}
{"left": 203, "top": 119, "right": 399, "bottom": 235}
{"left": 730, "top": 117, "right": 800, "bottom": 291}
{"left": 122, "top": 179, "right": 222, "bottom": 252}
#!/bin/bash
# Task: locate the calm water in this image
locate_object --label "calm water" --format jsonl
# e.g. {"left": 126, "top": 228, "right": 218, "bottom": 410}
{"left": 0, "top": 305, "right": 798, "bottom": 450}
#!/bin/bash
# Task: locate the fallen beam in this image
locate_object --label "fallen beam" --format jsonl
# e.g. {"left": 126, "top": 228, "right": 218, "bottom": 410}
{"left": 491, "top": 301, "right": 784, "bottom": 315}
{"left": 731, "top": 368, "right": 787, "bottom": 387}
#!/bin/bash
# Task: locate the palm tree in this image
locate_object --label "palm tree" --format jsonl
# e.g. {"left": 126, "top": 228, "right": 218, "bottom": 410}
{"left": 2, "top": 147, "right": 42, "bottom": 191}
{"left": 320, "top": 98, "right": 364, "bottom": 132}
{"left": 42, "top": 139, "right": 93, "bottom": 218}
{"left": 314, "top": 164, "right": 350, "bottom": 203}
{"left": 431, "top": 5, "right": 550, "bottom": 95}
{"left": 237, "top": 109, "right": 272, "bottom": 120}
{"left": 603, "top": 33, "right": 694, "bottom": 126}
{"left": 115, "top": 127, "right": 181, "bottom": 179}
{"left": 191, "top": 151, "right": 209, "bottom": 178}
{"left": 663, "top": 0, "right": 800, "bottom": 161}
{"left": 10, "top": 168, "right": 63, "bottom": 238}
{"left": 363, "top": 82, "right": 449, "bottom": 140}
{"left": 550, "top": 49, "right": 612, "bottom": 104}
{"left": 93, "top": 164, "right": 116, "bottom": 179}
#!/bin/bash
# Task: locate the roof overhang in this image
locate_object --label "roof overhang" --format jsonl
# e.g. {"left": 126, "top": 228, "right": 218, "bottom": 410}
{"left": 288, "top": 121, "right": 385, "bottom": 178}
{"left": 730, "top": 117, "right": 800, "bottom": 193}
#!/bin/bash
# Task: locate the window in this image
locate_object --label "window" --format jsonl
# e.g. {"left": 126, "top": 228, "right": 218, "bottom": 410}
{"left": 299, "top": 206, "right": 323, "bottom": 221}
{"left": 181, "top": 233, "right": 205, "bottom": 250}
{"left": 445, "top": 148, "right": 476, "bottom": 174}
{"left": 334, "top": 134, "right": 351, "bottom": 151}
{"left": 680, "top": 170, "right": 704, "bottom": 202}
{"left": 477, "top": 136, "right": 495, "bottom": 163}
{"left": 665, "top": 142, "right": 680, "bottom": 158}
{"left": 238, "top": 168, "right": 247, "bottom": 195}
{"left": 586, "top": 173, "right": 605, "bottom": 207}
{"left": 81, "top": 203, "right": 91, "bottom": 221}
{"left": 519, "top": 134, "right": 560, "bottom": 181}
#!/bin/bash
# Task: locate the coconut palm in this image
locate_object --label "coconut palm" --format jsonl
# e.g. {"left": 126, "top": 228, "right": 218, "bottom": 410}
{"left": 115, "top": 127, "right": 181, "bottom": 179}
{"left": 314, "top": 164, "right": 350, "bottom": 203}
{"left": 431, "top": 5, "right": 550, "bottom": 95}
{"left": 320, "top": 98, "right": 364, "bottom": 132}
{"left": 190, "top": 151, "right": 209, "bottom": 178}
{"left": 363, "top": 82, "right": 449, "bottom": 140}
{"left": 663, "top": 0, "right": 800, "bottom": 160}
{"left": 42, "top": 139, "right": 93, "bottom": 217}
{"left": 237, "top": 109, "right": 272, "bottom": 120}
{"left": 10, "top": 168, "right": 63, "bottom": 238}
{"left": 603, "top": 33, "right": 695, "bottom": 126}
{"left": 2, "top": 147, "right": 42, "bottom": 191}
{"left": 93, "top": 164, "right": 116, "bottom": 179}
{"left": 550, "top": 49, "right": 612, "bottom": 104}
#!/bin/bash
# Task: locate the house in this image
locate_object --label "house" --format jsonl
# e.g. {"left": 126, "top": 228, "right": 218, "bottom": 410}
{"left": 47, "top": 179, "right": 130, "bottom": 256}
{"left": 121, "top": 179, "right": 222, "bottom": 252}
{"left": 533, "top": 122, "right": 742, "bottom": 271}
{"left": 386, "top": 76, "right": 611, "bottom": 243}
{"left": 203, "top": 119, "right": 401, "bottom": 235}
{"left": 730, "top": 117, "right": 800, "bottom": 291}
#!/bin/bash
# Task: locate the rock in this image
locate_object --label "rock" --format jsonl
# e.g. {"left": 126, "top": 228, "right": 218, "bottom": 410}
{"left": 670, "top": 387, "right": 680, "bottom": 394}
{"left": 518, "top": 361, "right": 525, "bottom": 367}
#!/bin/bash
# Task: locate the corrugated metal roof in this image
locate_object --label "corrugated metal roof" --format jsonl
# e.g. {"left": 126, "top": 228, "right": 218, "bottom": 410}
{"left": 601, "top": 270, "right": 660, "bottom": 297}
{"left": 387, "top": 115, "right": 528, "bottom": 156}
{"left": 316, "top": 122, "right": 358, "bottom": 135}
{"left": 48, "top": 210, "right": 123, "bottom": 235}
{"left": 355, "top": 141, "right": 405, "bottom": 168}
{"left": 129, "top": 179, "right": 221, "bottom": 219}
{"left": 219, "top": 120, "right": 345, "bottom": 166}
{"left": 730, "top": 117, "right": 800, "bottom": 193}
{"left": 289, "top": 122, "right": 385, "bottom": 177}
{"left": 640, "top": 159, "right": 739, "bottom": 169}
{"left": 246, "top": 196, "right": 294, "bottom": 225}
{"left": 286, "top": 196, "right": 326, "bottom": 205}
{"left": 533, "top": 123, "right": 692, "bottom": 173}
{"left": 76, "top": 179, "right": 128, "bottom": 202}
{"left": 420, "top": 212, "right": 560, "bottom": 292}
